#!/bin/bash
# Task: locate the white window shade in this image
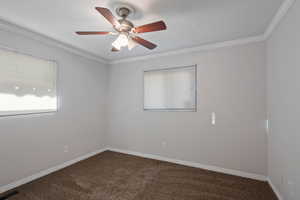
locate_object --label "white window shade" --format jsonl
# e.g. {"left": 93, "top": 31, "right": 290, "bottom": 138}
{"left": 0, "top": 48, "right": 57, "bottom": 116}
{"left": 144, "top": 65, "right": 196, "bottom": 111}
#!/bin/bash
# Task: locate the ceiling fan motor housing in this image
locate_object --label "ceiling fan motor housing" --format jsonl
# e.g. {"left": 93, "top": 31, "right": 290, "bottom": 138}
{"left": 116, "top": 19, "right": 134, "bottom": 32}
{"left": 114, "top": 6, "right": 135, "bottom": 32}
{"left": 76, "top": 6, "right": 166, "bottom": 51}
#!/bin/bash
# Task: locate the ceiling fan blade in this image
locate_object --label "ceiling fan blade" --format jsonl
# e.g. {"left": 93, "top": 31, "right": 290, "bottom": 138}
{"left": 133, "top": 21, "right": 167, "bottom": 33}
{"left": 131, "top": 36, "right": 157, "bottom": 50}
{"left": 111, "top": 47, "right": 120, "bottom": 52}
{"left": 76, "top": 31, "right": 111, "bottom": 35}
{"left": 95, "top": 7, "right": 120, "bottom": 27}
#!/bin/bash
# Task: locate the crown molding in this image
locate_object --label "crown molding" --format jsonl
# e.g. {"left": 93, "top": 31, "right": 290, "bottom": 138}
{"left": 109, "top": 35, "right": 266, "bottom": 64}
{"left": 263, "top": 0, "right": 296, "bottom": 40}
{"left": 0, "top": 18, "right": 108, "bottom": 64}
{"left": 0, "top": 0, "right": 295, "bottom": 65}
{"left": 109, "top": 0, "right": 295, "bottom": 65}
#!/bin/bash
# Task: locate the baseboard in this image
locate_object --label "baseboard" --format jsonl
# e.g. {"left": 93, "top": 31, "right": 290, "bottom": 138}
{"left": 0, "top": 148, "right": 107, "bottom": 194}
{"left": 0, "top": 147, "right": 271, "bottom": 195}
{"left": 268, "top": 178, "right": 283, "bottom": 200}
{"left": 107, "top": 147, "right": 267, "bottom": 181}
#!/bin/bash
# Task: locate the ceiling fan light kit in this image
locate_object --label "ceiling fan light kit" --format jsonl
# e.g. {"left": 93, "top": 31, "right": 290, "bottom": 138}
{"left": 76, "top": 5, "right": 167, "bottom": 52}
{"left": 112, "top": 32, "right": 129, "bottom": 50}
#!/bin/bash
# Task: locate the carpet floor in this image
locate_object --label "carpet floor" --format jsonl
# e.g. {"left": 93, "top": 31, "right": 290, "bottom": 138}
{"left": 3, "top": 151, "right": 277, "bottom": 200}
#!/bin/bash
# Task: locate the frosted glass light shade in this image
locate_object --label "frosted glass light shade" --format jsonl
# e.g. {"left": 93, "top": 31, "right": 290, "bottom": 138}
{"left": 112, "top": 33, "right": 129, "bottom": 50}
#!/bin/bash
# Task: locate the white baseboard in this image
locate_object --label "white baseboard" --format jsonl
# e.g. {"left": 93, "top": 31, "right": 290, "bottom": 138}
{"left": 0, "top": 147, "right": 273, "bottom": 196}
{"left": 107, "top": 147, "right": 267, "bottom": 181}
{"left": 0, "top": 148, "right": 107, "bottom": 194}
{"left": 268, "top": 178, "right": 283, "bottom": 200}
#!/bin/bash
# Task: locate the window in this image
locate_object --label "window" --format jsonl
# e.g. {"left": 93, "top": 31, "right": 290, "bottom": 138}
{"left": 144, "top": 65, "right": 197, "bottom": 111}
{"left": 0, "top": 48, "right": 57, "bottom": 116}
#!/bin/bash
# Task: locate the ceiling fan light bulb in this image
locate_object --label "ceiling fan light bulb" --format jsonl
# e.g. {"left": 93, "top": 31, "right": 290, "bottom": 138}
{"left": 128, "top": 37, "right": 137, "bottom": 50}
{"left": 112, "top": 40, "right": 121, "bottom": 50}
{"left": 112, "top": 33, "right": 129, "bottom": 50}
{"left": 118, "top": 33, "right": 129, "bottom": 47}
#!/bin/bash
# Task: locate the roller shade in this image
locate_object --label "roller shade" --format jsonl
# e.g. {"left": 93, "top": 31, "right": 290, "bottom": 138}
{"left": 144, "top": 65, "right": 196, "bottom": 111}
{"left": 0, "top": 48, "right": 56, "bottom": 97}
{"left": 0, "top": 48, "right": 57, "bottom": 116}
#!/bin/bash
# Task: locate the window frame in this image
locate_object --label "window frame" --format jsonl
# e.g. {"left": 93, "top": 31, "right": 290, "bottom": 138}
{"left": 143, "top": 65, "right": 197, "bottom": 112}
{"left": 0, "top": 45, "right": 60, "bottom": 118}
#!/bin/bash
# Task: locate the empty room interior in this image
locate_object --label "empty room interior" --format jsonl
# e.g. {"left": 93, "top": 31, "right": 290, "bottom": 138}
{"left": 0, "top": 0, "right": 299, "bottom": 200}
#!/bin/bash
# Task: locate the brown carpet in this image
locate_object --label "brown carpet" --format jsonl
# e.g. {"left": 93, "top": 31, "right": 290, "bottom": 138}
{"left": 3, "top": 151, "right": 277, "bottom": 200}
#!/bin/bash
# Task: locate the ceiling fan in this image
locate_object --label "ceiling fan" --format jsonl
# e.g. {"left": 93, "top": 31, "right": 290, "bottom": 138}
{"left": 76, "top": 6, "right": 167, "bottom": 52}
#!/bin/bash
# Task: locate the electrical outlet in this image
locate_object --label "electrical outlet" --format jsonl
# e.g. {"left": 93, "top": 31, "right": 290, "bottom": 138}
{"left": 162, "top": 141, "right": 167, "bottom": 148}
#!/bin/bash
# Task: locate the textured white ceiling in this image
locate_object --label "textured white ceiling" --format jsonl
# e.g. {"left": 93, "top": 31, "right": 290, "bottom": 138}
{"left": 0, "top": 0, "right": 283, "bottom": 61}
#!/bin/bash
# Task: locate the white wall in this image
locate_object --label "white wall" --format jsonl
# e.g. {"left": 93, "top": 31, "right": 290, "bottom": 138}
{"left": 108, "top": 42, "right": 267, "bottom": 176}
{"left": 267, "top": 1, "right": 300, "bottom": 199}
{"left": 0, "top": 22, "right": 108, "bottom": 187}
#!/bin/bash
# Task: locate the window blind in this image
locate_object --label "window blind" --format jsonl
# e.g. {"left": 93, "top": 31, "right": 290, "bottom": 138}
{"left": 0, "top": 48, "right": 57, "bottom": 116}
{"left": 144, "top": 65, "right": 196, "bottom": 111}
